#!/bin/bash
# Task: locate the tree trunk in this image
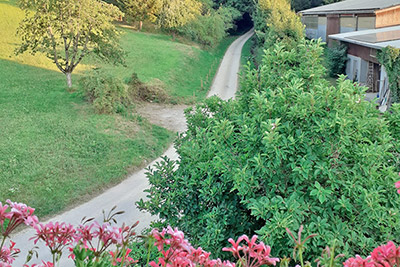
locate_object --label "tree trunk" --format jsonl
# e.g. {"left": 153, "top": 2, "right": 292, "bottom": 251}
{"left": 66, "top": 72, "right": 72, "bottom": 88}
{"left": 139, "top": 21, "right": 143, "bottom": 31}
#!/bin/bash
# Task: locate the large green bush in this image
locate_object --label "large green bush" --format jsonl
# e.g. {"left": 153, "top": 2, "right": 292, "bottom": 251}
{"left": 179, "top": 7, "right": 240, "bottom": 47}
{"left": 326, "top": 44, "right": 348, "bottom": 78}
{"left": 138, "top": 39, "right": 400, "bottom": 259}
{"left": 80, "top": 70, "right": 131, "bottom": 114}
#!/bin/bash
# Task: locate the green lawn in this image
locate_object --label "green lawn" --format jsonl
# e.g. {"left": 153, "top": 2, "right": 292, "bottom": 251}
{"left": 0, "top": 1, "right": 234, "bottom": 217}
{"left": 0, "top": 59, "right": 173, "bottom": 216}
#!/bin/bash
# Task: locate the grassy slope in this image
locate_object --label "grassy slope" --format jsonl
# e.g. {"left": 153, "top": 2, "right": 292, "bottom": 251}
{"left": 0, "top": 1, "right": 234, "bottom": 217}
{"left": 0, "top": 59, "right": 173, "bottom": 216}
{"left": 0, "top": 1, "right": 174, "bottom": 217}
{"left": 100, "top": 30, "right": 235, "bottom": 102}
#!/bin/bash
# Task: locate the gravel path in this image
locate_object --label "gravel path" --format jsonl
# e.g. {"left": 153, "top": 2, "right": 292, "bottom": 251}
{"left": 11, "top": 29, "right": 254, "bottom": 266}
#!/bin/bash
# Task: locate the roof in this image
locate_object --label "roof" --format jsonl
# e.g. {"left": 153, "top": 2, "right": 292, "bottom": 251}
{"left": 329, "top": 25, "right": 400, "bottom": 49}
{"left": 300, "top": 0, "right": 400, "bottom": 15}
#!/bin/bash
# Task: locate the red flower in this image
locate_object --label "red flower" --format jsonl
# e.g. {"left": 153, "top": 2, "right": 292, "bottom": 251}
{"left": 371, "top": 241, "right": 400, "bottom": 267}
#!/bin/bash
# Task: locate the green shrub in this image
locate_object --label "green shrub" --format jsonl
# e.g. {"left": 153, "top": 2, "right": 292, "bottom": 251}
{"left": 80, "top": 70, "right": 131, "bottom": 114}
{"left": 326, "top": 44, "right": 348, "bottom": 77}
{"left": 138, "top": 39, "right": 400, "bottom": 259}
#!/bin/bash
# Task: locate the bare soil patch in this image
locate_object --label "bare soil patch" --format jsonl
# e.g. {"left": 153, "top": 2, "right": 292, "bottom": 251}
{"left": 135, "top": 102, "right": 189, "bottom": 133}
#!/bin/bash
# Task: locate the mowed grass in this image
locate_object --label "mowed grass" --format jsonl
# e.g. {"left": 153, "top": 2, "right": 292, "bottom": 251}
{"left": 0, "top": 1, "right": 234, "bottom": 217}
{"left": 0, "top": 59, "right": 173, "bottom": 217}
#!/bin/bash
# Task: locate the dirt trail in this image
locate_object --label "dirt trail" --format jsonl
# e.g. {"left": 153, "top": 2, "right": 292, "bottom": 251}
{"left": 11, "top": 29, "right": 254, "bottom": 266}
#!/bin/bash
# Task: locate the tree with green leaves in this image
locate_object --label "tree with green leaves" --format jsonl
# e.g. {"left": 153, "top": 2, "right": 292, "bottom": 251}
{"left": 157, "top": 0, "right": 202, "bottom": 33}
{"left": 118, "top": 0, "right": 161, "bottom": 31}
{"left": 254, "top": 0, "right": 304, "bottom": 47}
{"left": 16, "top": 0, "right": 125, "bottom": 88}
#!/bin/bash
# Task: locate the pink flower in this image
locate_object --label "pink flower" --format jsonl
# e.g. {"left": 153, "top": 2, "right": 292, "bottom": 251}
{"left": 150, "top": 226, "right": 231, "bottom": 267}
{"left": 223, "top": 235, "right": 279, "bottom": 267}
{"left": 23, "top": 261, "right": 54, "bottom": 267}
{"left": 2, "top": 200, "right": 38, "bottom": 237}
{"left": 0, "top": 241, "right": 20, "bottom": 264}
{"left": 370, "top": 241, "right": 400, "bottom": 266}
{"left": 31, "top": 222, "right": 76, "bottom": 254}
{"left": 395, "top": 181, "right": 400, "bottom": 194}
{"left": 110, "top": 248, "right": 137, "bottom": 266}
{"left": 343, "top": 255, "right": 374, "bottom": 267}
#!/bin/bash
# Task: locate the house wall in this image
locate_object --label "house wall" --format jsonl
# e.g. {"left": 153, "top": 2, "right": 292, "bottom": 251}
{"left": 346, "top": 43, "right": 379, "bottom": 64}
{"left": 376, "top": 6, "right": 400, "bottom": 28}
{"left": 327, "top": 14, "right": 340, "bottom": 43}
{"left": 346, "top": 55, "right": 361, "bottom": 81}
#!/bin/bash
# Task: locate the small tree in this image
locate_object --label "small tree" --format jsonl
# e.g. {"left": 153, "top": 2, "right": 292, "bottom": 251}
{"left": 16, "top": 0, "right": 125, "bottom": 88}
{"left": 118, "top": 0, "right": 161, "bottom": 31}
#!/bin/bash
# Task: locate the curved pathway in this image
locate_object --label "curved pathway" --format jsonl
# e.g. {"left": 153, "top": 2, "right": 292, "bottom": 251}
{"left": 12, "top": 29, "right": 254, "bottom": 266}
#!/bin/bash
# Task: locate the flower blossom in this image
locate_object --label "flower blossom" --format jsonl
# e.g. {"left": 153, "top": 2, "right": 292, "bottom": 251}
{"left": 31, "top": 222, "right": 76, "bottom": 254}
{"left": 1, "top": 200, "right": 38, "bottom": 237}
{"left": 0, "top": 241, "right": 20, "bottom": 264}
{"left": 150, "top": 226, "right": 234, "bottom": 267}
{"left": 223, "top": 235, "right": 279, "bottom": 267}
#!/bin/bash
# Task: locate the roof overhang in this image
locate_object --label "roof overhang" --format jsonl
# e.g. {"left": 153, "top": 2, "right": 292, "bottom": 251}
{"left": 301, "top": 10, "right": 375, "bottom": 16}
{"left": 329, "top": 26, "right": 400, "bottom": 49}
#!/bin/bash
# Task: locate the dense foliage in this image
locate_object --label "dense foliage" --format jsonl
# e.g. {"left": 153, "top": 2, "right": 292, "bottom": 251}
{"left": 80, "top": 70, "right": 131, "bottom": 114}
{"left": 326, "top": 44, "right": 348, "bottom": 78}
{"left": 138, "top": 37, "right": 400, "bottom": 259}
{"left": 16, "top": 0, "right": 124, "bottom": 88}
{"left": 156, "top": 0, "right": 202, "bottom": 33}
{"left": 179, "top": 7, "right": 240, "bottom": 47}
{"left": 378, "top": 46, "right": 400, "bottom": 105}
{"left": 254, "top": 0, "right": 304, "bottom": 48}
{"left": 117, "top": 0, "right": 161, "bottom": 30}
{"left": 291, "top": 0, "right": 341, "bottom": 12}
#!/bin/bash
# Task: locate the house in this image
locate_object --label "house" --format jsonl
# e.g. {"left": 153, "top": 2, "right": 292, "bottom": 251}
{"left": 329, "top": 26, "right": 400, "bottom": 109}
{"left": 300, "top": 0, "right": 400, "bottom": 43}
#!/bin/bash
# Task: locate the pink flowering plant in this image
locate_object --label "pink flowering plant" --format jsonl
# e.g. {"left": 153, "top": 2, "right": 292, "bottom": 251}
{"left": 149, "top": 226, "right": 236, "bottom": 267}
{"left": 0, "top": 200, "right": 38, "bottom": 266}
{"left": 3, "top": 176, "right": 400, "bottom": 266}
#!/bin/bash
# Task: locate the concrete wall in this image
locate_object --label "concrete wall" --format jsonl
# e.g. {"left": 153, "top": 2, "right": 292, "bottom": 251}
{"left": 376, "top": 6, "right": 400, "bottom": 28}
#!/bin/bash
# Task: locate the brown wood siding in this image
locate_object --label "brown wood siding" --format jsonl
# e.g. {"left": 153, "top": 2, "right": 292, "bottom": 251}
{"left": 327, "top": 15, "right": 340, "bottom": 45}
{"left": 346, "top": 43, "right": 379, "bottom": 64}
{"left": 376, "top": 6, "right": 400, "bottom": 28}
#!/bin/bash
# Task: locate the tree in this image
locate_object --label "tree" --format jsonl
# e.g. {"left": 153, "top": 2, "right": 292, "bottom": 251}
{"left": 254, "top": 0, "right": 304, "bottom": 47}
{"left": 118, "top": 0, "right": 161, "bottom": 31}
{"left": 139, "top": 38, "right": 400, "bottom": 259}
{"left": 16, "top": 0, "right": 125, "bottom": 88}
{"left": 157, "top": 0, "right": 202, "bottom": 33}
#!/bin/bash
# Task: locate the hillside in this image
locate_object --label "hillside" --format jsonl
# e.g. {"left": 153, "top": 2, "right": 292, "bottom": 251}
{"left": 0, "top": 0, "right": 232, "bottom": 217}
